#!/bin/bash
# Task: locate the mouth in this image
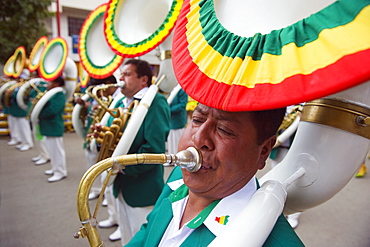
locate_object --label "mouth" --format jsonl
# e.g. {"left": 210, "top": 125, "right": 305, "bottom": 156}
{"left": 200, "top": 162, "right": 212, "bottom": 170}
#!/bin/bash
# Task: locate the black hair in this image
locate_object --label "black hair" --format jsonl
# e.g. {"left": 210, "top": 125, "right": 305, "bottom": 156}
{"left": 249, "top": 108, "right": 286, "bottom": 145}
{"left": 89, "top": 75, "right": 117, "bottom": 86}
{"left": 53, "top": 76, "right": 65, "bottom": 87}
{"left": 124, "top": 59, "right": 153, "bottom": 86}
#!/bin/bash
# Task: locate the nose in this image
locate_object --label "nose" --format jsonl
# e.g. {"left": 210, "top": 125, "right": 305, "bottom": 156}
{"left": 191, "top": 122, "right": 215, "bottom": 151}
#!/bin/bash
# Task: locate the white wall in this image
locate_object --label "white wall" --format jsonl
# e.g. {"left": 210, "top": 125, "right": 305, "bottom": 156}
{"left": 60, "top": 0, "right": 107, "bottom": 11}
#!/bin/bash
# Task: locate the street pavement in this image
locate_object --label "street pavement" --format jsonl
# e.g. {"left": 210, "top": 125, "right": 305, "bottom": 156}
{"left": 0, "top": 132, "right": 369, "bottom": 247}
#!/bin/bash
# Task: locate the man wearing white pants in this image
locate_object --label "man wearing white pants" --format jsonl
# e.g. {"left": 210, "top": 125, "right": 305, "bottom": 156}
{"left": 7, "top": 83, "right": 34, "bottom": 151}
{"left": 30, "top": 79, "right": 50, "bottom": 165}
{"left": 38, "top": 76, "right": 68, "bottom": 182}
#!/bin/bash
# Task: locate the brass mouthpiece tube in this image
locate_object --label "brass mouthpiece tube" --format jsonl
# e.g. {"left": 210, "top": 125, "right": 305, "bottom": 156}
{"left": 74, "top": 147, "right": 202, "bottom": 247}
{"left": 88, "top": 84, "right": 120, "bottom": 118}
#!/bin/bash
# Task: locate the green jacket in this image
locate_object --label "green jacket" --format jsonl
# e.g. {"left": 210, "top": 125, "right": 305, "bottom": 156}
{"left": 170, "top": 88, "right": 188, "bottom": 130}
{"left": 8, "top": 88, "right": 28, "bottom": 117}
{"left": 39, "top": 90, "right": 66, "bottom": 137}
{"left": 126, "top": 167, "right": 304, "bottom": 247}
{"left": 111, "top": 92, "right": 170, "bottom": 207}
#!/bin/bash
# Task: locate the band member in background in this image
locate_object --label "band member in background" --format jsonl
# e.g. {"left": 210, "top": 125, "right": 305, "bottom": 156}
{"left": 39, "top": 76, "right": 68, "bottom": 182}
{"left": 90, "top": 59, "right": 170, "bottom": 245}
{"left": 166, "top": 84, "right": 188, "bottom": 155}
{"left": 75, "top": 75, "right": 118, "bottom": 200}
{"left": 29, "top": 74, "right": 50, "bottom": 165}
{"left": 6, "top": 69, "right": 34, "bottom": 151}
{"left": 75, "top": 75, "right": 122, "bottom": 241}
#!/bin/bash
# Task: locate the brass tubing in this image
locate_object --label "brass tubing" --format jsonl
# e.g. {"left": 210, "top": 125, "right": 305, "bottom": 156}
{"left": 89, "top": 84, "right": 120, "bottom": 118}
{"left": 74, "top": 148, "right": 202, "bottom": 246}
{"left": 301, "top": 98, "right": 370, "bottom": 139}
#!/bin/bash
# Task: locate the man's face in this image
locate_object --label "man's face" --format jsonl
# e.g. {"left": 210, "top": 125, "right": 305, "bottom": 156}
{"left": 47, "top": 81, "right": 58, "bottom": 90}
{"left": 119, "top": 64, "right": 147, "bottom": 98}
{"left": 178, "top": 104, "right": 274, "bottom": 200}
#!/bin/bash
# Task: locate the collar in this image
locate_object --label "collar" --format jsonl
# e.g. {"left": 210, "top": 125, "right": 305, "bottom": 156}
{"left": 167, "top": 177, "right": 257, "bottom": 236}
{"left": 121, "top": 87, "right": 148, "bottom": 106}
{"left": 133, "top": 87, "right": 148, "bottom": 100}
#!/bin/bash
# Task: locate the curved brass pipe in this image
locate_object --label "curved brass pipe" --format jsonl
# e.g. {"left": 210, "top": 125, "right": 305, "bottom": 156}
{"left": 26, "top": 82, "right": 47, "bottom": 119}
{"left": 29, "top": 81, "right": 44, "bottom": 95}
{"left": 74, "top": 147, "right": 202, "bottom": 247}
{"left": 3, "top": 80, "right": 25, "bottom": 107}
{"left": 87, "top": 84, "right": 120, "bottom": 118}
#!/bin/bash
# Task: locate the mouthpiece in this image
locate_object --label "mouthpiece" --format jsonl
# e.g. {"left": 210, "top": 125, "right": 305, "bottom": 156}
{"left": 167, "top": 147, "right": 202, "bottom": 172}
{"left": 117, "top": 80, "right": 125, "bottom": 88}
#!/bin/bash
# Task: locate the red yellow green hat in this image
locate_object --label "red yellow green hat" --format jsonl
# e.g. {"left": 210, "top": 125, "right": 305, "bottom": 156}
{"left": 173, "top": 0, "right": 370, "bottom": 111}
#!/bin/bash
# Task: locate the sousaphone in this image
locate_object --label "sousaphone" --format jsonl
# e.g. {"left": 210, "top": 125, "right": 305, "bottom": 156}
{"left": 1, "top": 55, "right": 16, "bottom": 104}
{"left": 3, "top": 55, "right": 15, "bottom": 78}
{"left": 75, "top": 1, "right": 184, "bottom": 245}
{"left": 104, "top": 0, "right": 183, "bottom": 155}
{"left": 2, "top": 46, "right": 29, "bottom": 108}
{"left": 30, "top": 37, "right": 77, "bottom": 125}
{"left": 72, "top": 3, "right": 124, "bottom": 139}
{"left": 17, "top": 37, "right": 49, "bottom": 111}
{"left": 28, "top": 36, "right": 48, "bottom": 73}
{"left": 12, "top": 46, "right": 28, "bottom": 79}
{"left": 170, "top": 0, "right": 370, "bottom": 245}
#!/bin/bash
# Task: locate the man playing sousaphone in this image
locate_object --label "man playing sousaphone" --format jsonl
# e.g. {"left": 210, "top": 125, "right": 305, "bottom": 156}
{"left": 89, "top": 59, "right": 170, "bottom": 245}
{"left": 4, "top": 69, "right": 34, "bottom": 152}
{"left": 40, "top": 76, "right": 68, "bottom": 182}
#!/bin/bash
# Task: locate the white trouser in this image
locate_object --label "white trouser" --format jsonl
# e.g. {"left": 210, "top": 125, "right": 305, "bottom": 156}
{"left": 117, "top": 193, "right": 153, "bottom": 245}
{"left": 15, "top": 117, "right": 33, "bottom": 147}
{"left": 167, "top": 128, "right": 185, "bottom": 154}
{"left": 101, "top": 171, "right": 118, "bottom": 224}
{"left": 85, "top": 149, "right": 101, "bottom": 193}
{"left": 33, "top": 125, "right": 50, "bottom": 159}
{"left": 7, "top": 115, "right": 21, "bottom": 142}
{"left": 37, "top": 137, "right": 50, "bottom": 159}
{"left": 45, "top": 136, "right": 67, "bottom": 177}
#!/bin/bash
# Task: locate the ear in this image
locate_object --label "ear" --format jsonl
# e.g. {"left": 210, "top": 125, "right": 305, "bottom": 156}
{"left": 140, "top": 75, "right": 149, "bottom": 87}
{"left": 257, "top": 136, "right": 276, "bottom": 170}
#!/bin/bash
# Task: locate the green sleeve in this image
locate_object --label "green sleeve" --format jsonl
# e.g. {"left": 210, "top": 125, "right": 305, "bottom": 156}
{"left": 39, "top": 92, "right": 66, "bottom": 118}
{"left": 122, "top": 93, "right": 170, "bottom": 177}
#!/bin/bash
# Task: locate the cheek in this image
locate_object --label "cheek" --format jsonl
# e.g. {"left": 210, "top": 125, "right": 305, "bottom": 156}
{"left": 177, "top": 127, "right": 192, "bottom": 151}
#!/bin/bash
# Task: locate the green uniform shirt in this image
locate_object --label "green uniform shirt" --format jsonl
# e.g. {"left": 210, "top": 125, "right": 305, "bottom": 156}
{"left": 126, "top": 167, "right": 305, "bottom": 247}
{"left": 39, "top": 90, "right": 66, "bottom": 137}
{"left": 111, "top": 92, "right": 171, "bottom": 207}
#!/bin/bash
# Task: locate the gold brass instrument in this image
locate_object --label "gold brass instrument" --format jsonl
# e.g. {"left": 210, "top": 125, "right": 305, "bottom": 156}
{"left": 273, "top": 104, "right": 303, "bottom": 148}
{"left": 276, "top": 105, "right": 303, "bottom": 134}
{"left": 3, "top": 80, "right": 26, "bottom": 108}
{"left": 26, "top": 82, "right": 47, "bottom": 119}
{"left": 93, "top": 98, "right": 139, "bottom": 162}
{"left": 74, "top": 147, "right": 202, "bottom": 246}
{"left": 81, "top": 84, "right": 126, "bottom": 156}
{"left": 79, "top": 85, "right": 112, "bottom": 138}
{"left": 88, "top": 84, "right": 120, "bottom": 119}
